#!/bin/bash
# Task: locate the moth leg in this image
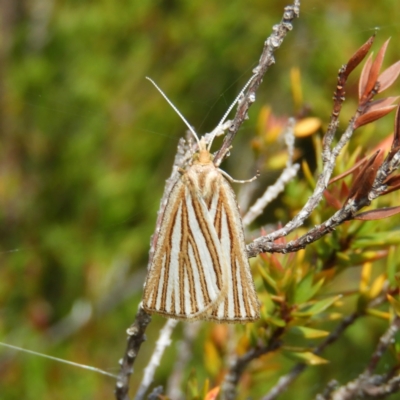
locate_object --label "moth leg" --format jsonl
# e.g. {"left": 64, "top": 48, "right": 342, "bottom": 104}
{"left": 218, "top": 168, "right": 260, "bottom": 184}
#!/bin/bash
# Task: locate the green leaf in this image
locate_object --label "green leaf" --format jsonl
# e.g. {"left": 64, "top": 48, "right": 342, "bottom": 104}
{"left": 257, "top": 264, "right": 278, "bottom": 293}
{"left": 365, "top": 308, "right": 390, "bottom": 320}
{"left": 294, "top": 274, "right": 325, "bottom": 304}
{"left": 265, "top": 315, "right": 286, "bottom": 327}
{"left": 387, "top": 295, "right": 400, "bottom": 317}
{"left": 292, "top": 295, "right": 342, "bottom": 317}
{"left": 352, "top": 231, "right": 400, "bottom": 248}
{"left": 288, "top": 326, "right": 330, "bottom": 339}
{"left": 282, "top": 349, "right": 329, "bottom": 365}
{"left": 387, "top": 246, "right": 399, "bottom": 287}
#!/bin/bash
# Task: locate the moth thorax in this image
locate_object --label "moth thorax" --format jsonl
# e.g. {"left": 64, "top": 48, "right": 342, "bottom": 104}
{"left": 193, "top": 149, "right": 213, "bottom": 165}
{"left": 198, "top": 168, "right": 219, "bottom": 202}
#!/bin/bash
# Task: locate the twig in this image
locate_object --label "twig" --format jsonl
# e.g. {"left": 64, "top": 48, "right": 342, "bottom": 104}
{"left": 115, "top": 305, "right": 152, "bottom": 400}
{"left": 166, "top": 322, "right": 202, "bottom": 400}
{"left": 242, "top": 118, "right": 300, "bottom": 227}
{"left": 213, "top": 0, "right": 301, "bottom": 167}
{"left": 221, "top": 327, "right": 284, "bottom": 400}
{"left": 261, "top": 292, "right": 389, "bottom": 400}
{"left": 135, "top": 319, "right": 178, "bottom": 400}
{"left": 248, "top": 36, "right": 379, "bottom": 252}
{"left": 317, "top": 315, "right": 400, "bottom": 400}
{"left": 246, "top": 139, "right": 400, "bottom": 258}
{"left": 260, "top": 312, "right": 361, "bottom": 400}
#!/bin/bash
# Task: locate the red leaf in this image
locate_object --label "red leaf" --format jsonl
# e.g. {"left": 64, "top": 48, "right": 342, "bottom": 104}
{"left": 340, "top": 181, "right": 350, "bottom": 200}
{"left": 393, "top": 106, "right": 400, "bottom": 151}
{"left": 365, "top": 96, "right": 399, "bottom": 113}
{"left": 362, "top": 39, "right": 390, "bottom": 100}
{"left": 378, "top": 60, "right": 400, "bottom": 93}
{"left": 323, "top": 189, "right": 342, "bottom": 210}
{"left": 359, "top": 53, "right": 373, "bottom": 100}
{"left": 381, "top": 180, "right": 400, "bottom": 196}
{"left": 354, "top": 206, "right": 400, "bottom": 220}
{"left": 204, "top": 387, "right": 220, "bottom": 400}
{"left": 345, "top": 35, "right": 375, "bottom": 77}
{"left": 354, "top": 105, "right": 397, "bottom": 129}
{"left": 347, "top": 150, "right": 384, "bottom": 202}
{"left": 329, "top": 157, "right": 368, "bottom": 185}
{"left": 384, "top": 174, "right": 400, "bottom": 187}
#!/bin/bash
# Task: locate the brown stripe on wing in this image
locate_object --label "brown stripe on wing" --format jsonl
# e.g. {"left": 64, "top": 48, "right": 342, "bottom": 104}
{"left": 209, "top": 181, "right": 260, "bottom": 322}
{"left": 180, "top": 198, "right": 199, "bottom": 314}
{"left": 189, "top": 192, "right": 223, "bottom": 290}
{"left": 143, "top": 183, "right": 185, "bottom": 313}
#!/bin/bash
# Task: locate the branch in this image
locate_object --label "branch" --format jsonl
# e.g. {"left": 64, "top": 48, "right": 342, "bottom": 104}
{"left": 135, "top": 319, "right": 178, "bottom": 400}
{"left": 259, "top": 312, "right": 361, "bottom": 400}
{"left": 261, "top": 292, "right": 389, "bottom": 400}
{"left": 247, "top": 35, "right": 399, "bottom": 255}
{"left": 317, "top": 315, "right": 400, "bottom": 400}
{"left": 221, "top": 327, "right": 284, "bottom": 400}
{"left": 213, "top": 0, "right": 301, "bottom": 167}
{"left": 115, "top": 306, "right": 152, "bottom": 400}
{"left": 242, "top": 118, "right": 299, "bottom": 226}
{"left": 166, "top": 322, "right": 202, "bottom": 400}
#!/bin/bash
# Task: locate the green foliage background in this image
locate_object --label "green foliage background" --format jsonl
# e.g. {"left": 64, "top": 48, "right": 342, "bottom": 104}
{"left": 1, "top": 0, "right": 400, "bottom": 399}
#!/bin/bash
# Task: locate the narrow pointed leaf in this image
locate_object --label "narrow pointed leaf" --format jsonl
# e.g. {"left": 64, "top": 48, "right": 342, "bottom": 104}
{"left": 387, "top": 294, "right": 400, "bottom": 317}
{"left": 378, "top": 60, "right": 400, "bottom": 93}
{"left": 369, "top": 273, "right": 386, "bottom": 298}
{"left": 289, "top": 326, "right": 329, "bottom": 339}
{"left": 294, "top": 274, "right": 325, "bottom": 304}
{"left": 363, "top": 39, "right": 390, "bottom": 99}
{"left": 340, "top": 181, "right": 350, "bottom": 199}
{"left": 394, "top": 106, "right": 400, "bottom": 149}
{"left": 354, "top": 206, "right": 400, "bottom": 220}
{"left": 366, "top": 96, "right": 399, "bottom": 113}
{"left": 382, "top": 181, "right": 400, "bottom": 196}
{"left": 346, "top": 35, "right": 375, "bottom": 77}
{"left": 365, "top": 308, "right": 390, "bottom": 320}
{"left": 204, "top": 387, "right": 220, "bottom": 400}
{"left": 354, "top": 105, "right": 397, "bottom": 129}
{"left": 323, "top": 189, "right": 342, "bottom": 210}
{"left": 282, "top": 350, "right": 329, "bottom": 365}
{"left": 329, "top": 156, "right": 368, "bottom": 185}
{"left": 359, "top": 53, "right": 374, "bottom": 100}
{"left": 257, "top": 264, "right": 278, "bottom": 292}
{"left": 347, "top": 150, "right": 382, "bottom": 201}
{"left": 353, "top": 231, "right": 400, "bottom": 247}
{"left": 265, "top": 315, "right": 286, "bottom": 327}
{"left": 388, "top": 106, "right": 400, "bottom": 160}
{"left": 292, "top": 295, "right": 342, "bottom": 317}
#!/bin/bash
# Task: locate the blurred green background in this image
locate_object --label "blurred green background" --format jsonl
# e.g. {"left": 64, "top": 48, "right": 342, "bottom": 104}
{"left": 1, "top": 0, "right": 400, "bottom": 399}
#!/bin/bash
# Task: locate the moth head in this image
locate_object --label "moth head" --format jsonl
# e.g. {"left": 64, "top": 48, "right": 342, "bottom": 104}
{"left": 193, "top": 137, "right": 214, "bottom": 165}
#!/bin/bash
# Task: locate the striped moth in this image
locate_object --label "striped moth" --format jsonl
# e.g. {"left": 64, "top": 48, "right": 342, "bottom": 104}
{"left": 142, "top": 78, "right": 260, "bottom": 323}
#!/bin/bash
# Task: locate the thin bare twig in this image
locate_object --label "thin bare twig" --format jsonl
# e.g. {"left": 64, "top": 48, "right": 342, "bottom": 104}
{"left": 317, "top": 315, "right": 400, "bottom": 400}
{"left": 242, "top": 118, "right": 300, "bottom": 226}
{"left": 261, "top": 291, "right": 389, "bottom": 400}
{"left": 166, "top": 322, "right": 202, "bottom": 400}
{"left": 213, "top": 0, "right": 301, "bottom": 167}
{"left": 115, "top": 306, "right": 152, "bottom": 400}
{"left": 135, "top": 319, "right": 178, "bottom": 400}
{"left": 221, "top": 327, "right": 284, "bottom": 400}
{"left": 248, "top": 35, "right": 389, "bottom": 254}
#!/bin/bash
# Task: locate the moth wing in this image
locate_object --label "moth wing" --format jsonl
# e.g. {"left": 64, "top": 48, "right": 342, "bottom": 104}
{"left": 142, "top": 179, "right": 226, "bottom": 320}
{"left": 206, "top": 179, "right": 260, "bottom": 322}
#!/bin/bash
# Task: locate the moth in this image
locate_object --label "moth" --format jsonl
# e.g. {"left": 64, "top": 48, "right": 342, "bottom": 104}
{"left": 142, "top": 78, "right": 260, "bottom": 323}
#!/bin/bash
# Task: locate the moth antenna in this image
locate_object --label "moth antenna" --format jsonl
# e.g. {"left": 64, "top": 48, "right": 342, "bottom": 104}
{"left": 146, "top": 77, "right": 201, "bottom": 146}
{"left": 208, "top": 74, "right": 256, "bottom": 151}
{"left": 0, "top": 342, "right": 117, "bottom": 378}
